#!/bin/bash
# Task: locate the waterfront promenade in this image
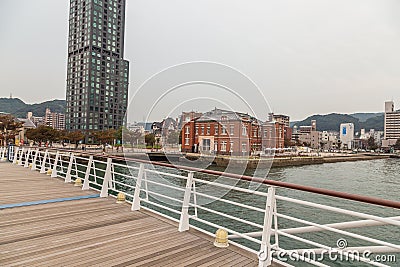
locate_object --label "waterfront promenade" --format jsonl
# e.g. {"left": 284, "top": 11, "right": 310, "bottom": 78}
{"left": 0, "top": 162, "right": 258, "bottom": 266}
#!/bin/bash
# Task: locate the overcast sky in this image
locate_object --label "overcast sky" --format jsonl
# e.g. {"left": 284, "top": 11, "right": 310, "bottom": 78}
{"left": 1, "top": 0, "right": 400, "bottom": 121}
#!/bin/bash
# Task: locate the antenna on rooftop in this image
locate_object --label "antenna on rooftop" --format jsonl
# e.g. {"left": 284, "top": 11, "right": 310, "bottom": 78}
{"left": 9, "top": 93, "right": 12, "bottom": 99}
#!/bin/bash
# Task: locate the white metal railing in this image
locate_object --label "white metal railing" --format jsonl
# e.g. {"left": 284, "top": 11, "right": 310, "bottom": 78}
{"left": 3, "top": 146, "right": 400, "bottom": 267}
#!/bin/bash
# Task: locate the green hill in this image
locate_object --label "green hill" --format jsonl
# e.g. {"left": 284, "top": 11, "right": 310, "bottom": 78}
{"left": 0, "top": 98, "right": 66, "bottom": 118}
{"left": 292, "top": 113, "right": 384, "bottom": 132}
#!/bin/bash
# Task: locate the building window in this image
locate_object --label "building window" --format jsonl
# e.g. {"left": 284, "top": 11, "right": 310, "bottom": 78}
{"left": 242, "top": 142, "right": 247, "bottom": 152}
{"left": 221, "top": 141, "right": 227, "bottom": 152}
{"left": 185, "top": 126, "right": 190, "bottom": 145}
{"left": 230, "top": 141, "right": 234, "bottom": 152}
{"left": 202, "top": 139, "right": 211, "bottom": 151}
{"left": 242, "top": 125, "right": 247, "bottom": 136}
{"left": 253, "top": 130, "right": 257, "bottom": 137}
{"left": 214, "top": 141, "right": 218, "bottom": 152}
{"left": 207, "top": 125, "right": 210, "bottom": 135}
{"left": 215, "top": 124, "right": 218, "bottom": 135}
{"left": 264, "top": 129, "right": 268, "bottom": 138}
{"left": 195, "top": 126, "right": 198, "bottom": 135}
{"left": 230, "top": 125, "right": 234, "bottom": 135}
{"left": 222, "top": 125, "right": 227, "bottom": 135}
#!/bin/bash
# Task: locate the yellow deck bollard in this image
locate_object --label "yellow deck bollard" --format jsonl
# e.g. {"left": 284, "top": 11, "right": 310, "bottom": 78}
{"left": 116, "top": 192, "right": 126, "bottom": 203}
{"left": 214, "top": 229, "right": 229, "bottom": 248}
{"left": 74, "top": 178, "right": 82, "bottom": 186}
{"left": 46, "top": 169, "right": 52, "bottom": 175}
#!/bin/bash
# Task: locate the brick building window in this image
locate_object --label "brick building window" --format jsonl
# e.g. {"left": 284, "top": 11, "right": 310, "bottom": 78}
{"left": 221, "top": 141, "right": 227, "bottom": 152}
{"left": 230, "top": 125, "right": 234, "bottom": 135}
{"left": 222, "top": 125, "right": 227, "bottom": 135}
{"left": 242, "top": 124, "right": 247, "bottom": 136}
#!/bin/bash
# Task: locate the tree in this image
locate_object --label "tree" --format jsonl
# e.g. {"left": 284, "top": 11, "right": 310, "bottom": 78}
{"left": 123, "top": 128, "right": 143, "bottom": 148}
{"left": 25, "top": 125, "right": 60, "bottom": 145}
{"left": 0, "top": 114, "right": 23, "bottom": 145}
{"left": 394, "top": 138, "right": 400, "bottom": 150}
{"left": 66, "top": 131, "right": 85, "bottom": 148}
{"left": 166, "top": 131, "right": 180, "bottom": 146}
{"left": 367, "top": 136, "right": 378, "bottom": 150}
{"left": 93, "top": 129, "right": 116, "bottom": 146}
{"left": 115, "top": 127, "right": 123, "bottom": 145}
{"left": 145, "top": 133, "right": 156, "bottom": 148}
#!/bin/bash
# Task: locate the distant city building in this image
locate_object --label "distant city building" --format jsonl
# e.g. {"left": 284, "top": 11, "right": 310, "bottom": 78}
{"left": 294, "top": 120, "right": 320, "bottom": 149}
{"left": 382, "top": 101, "right": 400, "bottom": 147}
{"left": 16, "top": 118, "right": 36, "bottom": 145}
{"left": 65, "top": 0, "right": 129, "bottom": 133}
{"left": 181, "top": 108, "right": 266, "bottom": 156}
{"left": 320, "top": 131, "right": 339, "bottom": 150}
{"left": 179, "top": 111, "right": 203, "bottom": 129}
{"left": 269, "top": 113, "right": 292, "bottom": 141}
{"left": 44, "top": 108, "right": 65, "bottom": 130}
{"left": 27, "top": 112, "right": 45, "bottom": 127}
{"left": 340, "top": 123, "right": 355, "bottom": 149}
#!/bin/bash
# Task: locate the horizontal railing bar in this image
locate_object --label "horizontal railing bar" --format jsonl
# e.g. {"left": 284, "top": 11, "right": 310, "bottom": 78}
{"left": 193, "top": 191, "right": 265, "bottom": 213}
{"left": 142, "top": 179, "right": 186, "bottom": 192}
{"left": 276, "top": 195, "right": 400, "bottom": 227}
{"left": 277, "top": 216, "right": 400, "bottom": 235}
{"left": 144, "top": 169, "right": 188, "bottom": 180}
{"left": 276, "top": 213, "right": 400, "bottom": 250}
{"left": 144, "top": 190, "right": 183, "bottom": 204}
{"left": 190, "top": 204, "right": 264, "bottom": 229}
{"left": 192, "top": 178, "right": 268, "bottom": 197}
{"left": 193, "top": 217, "right": 262, "bottom": 245}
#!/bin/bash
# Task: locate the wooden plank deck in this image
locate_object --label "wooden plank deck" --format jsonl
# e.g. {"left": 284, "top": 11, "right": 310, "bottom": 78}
{"left": 0, "top": 162, "right": 261, "bottom": 266}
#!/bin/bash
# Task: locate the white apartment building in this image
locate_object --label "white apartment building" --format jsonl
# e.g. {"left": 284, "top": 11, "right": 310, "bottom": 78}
{"left": 340, "top": 123, "right": 355, "bottom": 149}
{"left": 383, "top": 101, "right": 400, "bottom": 147}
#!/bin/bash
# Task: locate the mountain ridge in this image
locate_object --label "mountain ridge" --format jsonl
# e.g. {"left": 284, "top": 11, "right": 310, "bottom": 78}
{"left": 0, "top": 98, "right": 66, "bottom": 118}
{"left": 291, "top": 113, "right": 384, "bottom": 132}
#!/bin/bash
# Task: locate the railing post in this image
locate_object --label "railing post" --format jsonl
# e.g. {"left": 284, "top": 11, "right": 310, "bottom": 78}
{"left": 258, "top": 187, "right": 276, "bottom": 267}
{"left": 31, "top": 148, "right": 39, "bottom": 171}
{"left": 179, "top": 171, "right": 195, "bottom": 232}
{"left": 131, "top": 163, "right": 145, "bottom": 211}
{"left": 18, "top": 147, "right": 25, "bottom": 166}
{"left": 12, "top": 147, "right": 19, "bottom": 164}
{"left": 24, "top": 148, "right": 31, "bottom": 168}
{"left": 40, "top": 150, "right": 48, "bottom": 173}
{"left": 100, "top": 158, "right": 112, "bottom": 197}
{"left": 82, "top": 155, "right": 93, "bottom": 190}
{"left": 0, "top": 147, "right": 5, "bottom": 161}
{"left": 65, "top": 153, "right": 74, "bottom": 183}
{"left": 51, "top": 151, "right": 59, "bottom": 178}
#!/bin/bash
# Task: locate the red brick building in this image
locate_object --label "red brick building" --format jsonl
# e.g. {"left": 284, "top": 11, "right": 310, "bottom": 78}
{"left": 181, "top": 108, "right": 285, "bottom": 155}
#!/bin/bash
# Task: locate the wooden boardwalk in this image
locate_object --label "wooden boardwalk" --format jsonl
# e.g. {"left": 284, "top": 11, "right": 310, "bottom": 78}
{"left": 0, "top": 162, "right": 259, "bottom": 267}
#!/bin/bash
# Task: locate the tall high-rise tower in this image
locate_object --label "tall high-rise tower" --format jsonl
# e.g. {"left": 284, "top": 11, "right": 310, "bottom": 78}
{"left": 66, "top": 0, "right": 129, "bottom": 133}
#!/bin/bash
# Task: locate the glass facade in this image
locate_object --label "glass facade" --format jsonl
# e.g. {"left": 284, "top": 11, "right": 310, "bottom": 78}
{"left": 66, "top": 0, "right": 129, "bottom": 131}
